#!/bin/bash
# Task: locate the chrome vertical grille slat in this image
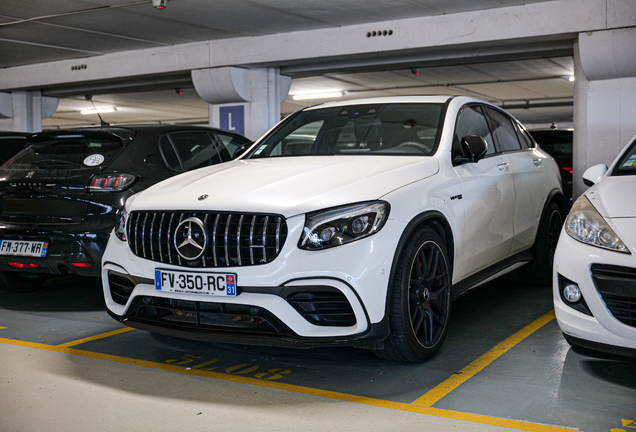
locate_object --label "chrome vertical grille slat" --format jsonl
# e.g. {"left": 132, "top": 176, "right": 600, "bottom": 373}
{"left": 176, "top": 213, "right": 184, "bottom": 266}
{"left": 212, "top": 214, "right": 219, "bottom": 267}
{"left": 236, "top": 215, "right": 244, "bottom": 266}
{"left": 276, "top": 217, "right": 281, "bottom": 254}
{"left": 167, "top": 213, "right": 175, "bottom": 264}
{"left": 149, "top": 213, "right": 157, "bottom": 260}
{"left": 158, "top": 213, "right": 166, "bottom": 262}
{"left": 128, "top": 211, "right": 287, "bottom": 269}
{"left": 262, "top": 216, "right": 269, "bottom": 263}
{"left": 134, "top": 213, "right": 141, "bottom": 255}
{"left": 202, "top": 214, "right": 209, "bottom": 267}
{"left": 249, "top": 215, "right": 256, "bottom": 265}
{"left": 141, "top": 213, "right": 149, "bottom": 258}
{"left": 224, "top": 214, "right": 232, "bottom": 267}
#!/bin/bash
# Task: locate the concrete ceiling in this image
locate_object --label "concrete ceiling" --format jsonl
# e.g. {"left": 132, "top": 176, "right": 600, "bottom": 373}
{"left": 2, "top": 0, "right": 573, "bottom": 130}
{"left": 0, "top": 0, "right": 552, "bottom": 68}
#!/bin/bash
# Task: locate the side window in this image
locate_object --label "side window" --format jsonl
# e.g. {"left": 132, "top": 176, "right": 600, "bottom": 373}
{"left": 485, "top": 108, "right": 522, "bottom": 152}
{"left": 454, "top": 105, "right": 496, "bottom": 159}
{"left": 159, "top": 132, "right": 224, "bottom": 172}
{"left": 514, "top": 122, "right": 535, "bottom": 149}
{"left": 215, "top": 133, "right": 250, "bottom": 159}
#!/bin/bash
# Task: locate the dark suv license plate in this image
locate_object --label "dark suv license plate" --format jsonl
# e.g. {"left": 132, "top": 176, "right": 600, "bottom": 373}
{"left": 154, "top": 269, "right": 237, "bottom": 296}
{"left": 0, "top": 240, "right": 48, "bottom": 258}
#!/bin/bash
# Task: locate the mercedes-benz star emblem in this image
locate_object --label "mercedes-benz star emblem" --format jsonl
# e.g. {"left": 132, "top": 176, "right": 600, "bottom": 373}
{"left": 198, "top": 194, "right": 208, "bottom": 201}
{"left": 174, "top": 217, "right": 207, "bottom": 260}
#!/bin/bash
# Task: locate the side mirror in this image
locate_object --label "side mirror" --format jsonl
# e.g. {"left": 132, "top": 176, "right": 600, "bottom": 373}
{"left": 460, "top": 135, "right": 488, "bottom": 163}
{"left": 232, "top": 143, "right": 251, "bottom": 159}
{"left": 582, "top": 163, "right": 608, "bottom": 186}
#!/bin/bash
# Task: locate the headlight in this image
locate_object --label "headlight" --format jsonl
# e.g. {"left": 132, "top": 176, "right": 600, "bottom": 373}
{"left": 115, "top": 210, "right": 128, "bottom": 242}
{"left": 565, "top": 196, "right": 630, "bottom": 253}
{"left": 299, "top": 201, "right": 389, "bottom": 250}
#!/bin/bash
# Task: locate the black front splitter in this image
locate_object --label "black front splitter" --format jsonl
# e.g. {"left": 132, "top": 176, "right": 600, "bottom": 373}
{"left": 107, "top": 308, "right": 389, "bottom": 350}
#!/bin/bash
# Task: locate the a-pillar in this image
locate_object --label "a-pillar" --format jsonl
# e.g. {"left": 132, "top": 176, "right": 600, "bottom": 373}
{"left": 192, "top": 67, "right": 291, "bottom": 141}
{"left": 573, "top": 28, "right": 636, "bottom": 197}
{"left": 0, "top": 91, "right": 59, "bottom": 133}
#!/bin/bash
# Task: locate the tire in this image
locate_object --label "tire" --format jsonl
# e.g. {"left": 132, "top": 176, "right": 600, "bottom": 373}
{"left": 375, "top": 227, "right": 452, "bottom": 362}
{"left": 519, "top": 201, "right": 564, "bottom": 286}
{"left": 0, "top": 271, "right": 48, "bottom": 293}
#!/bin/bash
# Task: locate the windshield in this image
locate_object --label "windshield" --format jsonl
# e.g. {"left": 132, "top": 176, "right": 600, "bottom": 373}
{"left": 248, "top": 103, "right": 444, "bottom": 159}
{"left": 1, "top": 138, "right": 124, "bottom": 171}
{"left": 614, "top": 139, "right": 636, "bottom": 176}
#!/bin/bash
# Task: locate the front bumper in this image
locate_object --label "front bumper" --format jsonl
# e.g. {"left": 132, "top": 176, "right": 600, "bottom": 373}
{"left": 553, "top": 227, "right": 636, "bottom": 353}
{"left": 102, "top": 215, "right": 406, "bottom": 346}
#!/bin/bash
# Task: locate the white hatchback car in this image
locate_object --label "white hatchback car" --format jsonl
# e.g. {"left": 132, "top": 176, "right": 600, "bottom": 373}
{"left": 102, "top": 96, "right": 563, "bottom": 362}
{"left": 554, "top": 136, "right": 636, "bottom": 358}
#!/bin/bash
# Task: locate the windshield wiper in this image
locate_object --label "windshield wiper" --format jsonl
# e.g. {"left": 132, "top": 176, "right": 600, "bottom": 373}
{"left": 35, "top": 159, "right": 83, "bottom": 169}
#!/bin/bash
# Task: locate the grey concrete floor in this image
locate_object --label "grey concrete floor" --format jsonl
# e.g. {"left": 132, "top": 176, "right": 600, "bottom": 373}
{"left": 0, "top": 274, "right": 634, "bottom": 432}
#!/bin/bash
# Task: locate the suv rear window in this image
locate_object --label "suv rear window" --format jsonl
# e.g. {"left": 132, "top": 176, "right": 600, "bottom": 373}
{"left": 1, "top": 138, "right": 124, "bottom": 171}
{"left": 159, "top": 132, "right": 230, "bottom": 172}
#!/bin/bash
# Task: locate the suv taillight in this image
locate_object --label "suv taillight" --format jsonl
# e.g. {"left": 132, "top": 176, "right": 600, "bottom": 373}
{"left": 88, "top": 173, "right": 137, "bottom": 192}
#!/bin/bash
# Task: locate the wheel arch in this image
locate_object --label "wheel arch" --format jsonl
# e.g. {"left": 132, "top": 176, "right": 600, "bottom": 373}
{"left": 384, "top": 211, "right": 455, "bottom": 313}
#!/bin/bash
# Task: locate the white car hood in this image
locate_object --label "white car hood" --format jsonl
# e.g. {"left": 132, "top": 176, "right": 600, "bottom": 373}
{"left": 587, "top": 176, "right": 636, "bottom": 218}
{"left": 129, "top": 156, "right": 440, "bottom": 217}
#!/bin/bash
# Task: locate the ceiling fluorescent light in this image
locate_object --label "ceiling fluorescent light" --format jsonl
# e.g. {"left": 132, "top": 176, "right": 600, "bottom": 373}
{"left": 292, "top": 92, "right": 343, "bottom": 101}
{"left": 80, "top": 107, "right": 117, "bottom": 115}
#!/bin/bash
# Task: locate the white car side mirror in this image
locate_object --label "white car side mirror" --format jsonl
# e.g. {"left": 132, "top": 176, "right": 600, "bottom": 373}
{"left": 582, "top": 163, "right": 608, "bottom": 187}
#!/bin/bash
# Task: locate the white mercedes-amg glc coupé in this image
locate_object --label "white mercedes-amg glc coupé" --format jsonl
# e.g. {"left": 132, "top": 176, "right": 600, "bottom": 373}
{"left": 102, "top": 96, "right": 563, "bottom": 362}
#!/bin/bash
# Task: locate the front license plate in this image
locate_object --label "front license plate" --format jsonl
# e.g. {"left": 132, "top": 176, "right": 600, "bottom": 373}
{"left": 0, "top": 240, "right": 48, "bottom": 257}
{"left": 154, "top": 269, "right": 237, "bottom": 296}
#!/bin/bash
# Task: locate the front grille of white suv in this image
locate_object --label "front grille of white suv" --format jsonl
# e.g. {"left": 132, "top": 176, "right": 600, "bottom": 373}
{"left": 127, "top": 211, "right": 288, "bottom": 268}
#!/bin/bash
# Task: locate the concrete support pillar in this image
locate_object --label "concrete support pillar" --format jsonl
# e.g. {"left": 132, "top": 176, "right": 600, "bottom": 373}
{"left": 572, "top": 28, "right": 636, "bottom": 197}
{"left": 0, "top": 91, "right": 59, "bottom": 133}
{"left": 194, "top": 67, "right": 291, "bottom": 141}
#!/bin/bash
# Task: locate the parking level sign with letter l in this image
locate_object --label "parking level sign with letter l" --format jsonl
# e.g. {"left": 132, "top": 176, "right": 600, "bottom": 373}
{"left": 220, "top": 105, "right": 245, "bottom": 136}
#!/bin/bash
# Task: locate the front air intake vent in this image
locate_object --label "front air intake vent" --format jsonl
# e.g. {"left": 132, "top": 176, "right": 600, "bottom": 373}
{"left": 591, "top": 264, "right": 636, "bottom": 328}
{"left": 127, "top": 211, "right": 288, "bottom": 268}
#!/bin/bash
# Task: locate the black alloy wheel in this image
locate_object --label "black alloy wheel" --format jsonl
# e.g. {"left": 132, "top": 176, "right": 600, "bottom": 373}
{"left": 407, "top": 240, "right": 451, "bottom": 348}
{"left": 376, "top": 227, "right": 452, "bottom": 362}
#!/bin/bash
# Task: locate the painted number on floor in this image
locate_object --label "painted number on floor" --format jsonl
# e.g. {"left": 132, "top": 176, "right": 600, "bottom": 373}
{"left": 164, "top": 354, "right": 292, "bottom": 380}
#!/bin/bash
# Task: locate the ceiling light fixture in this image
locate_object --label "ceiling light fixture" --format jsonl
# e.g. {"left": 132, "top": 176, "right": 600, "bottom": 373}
{"left": 80, "top": 108, "right": 117, "bottom": 115}
{"left": 292, "top": 92, "right": 343, "bottom": 101}
{"left": 568, "top": 76, "right": 575, "bottom": 82}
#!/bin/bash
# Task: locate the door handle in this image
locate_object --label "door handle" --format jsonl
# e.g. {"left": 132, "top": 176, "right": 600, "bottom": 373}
{"left": 497, "top": 161, "right": 509, "bottom": 172}
{"left": 533, "top": 158, "right": 542, "bottom": 167}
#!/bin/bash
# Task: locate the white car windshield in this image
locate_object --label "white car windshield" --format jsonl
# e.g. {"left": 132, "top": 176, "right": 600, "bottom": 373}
{"left": 614, "top": 139, "right": 636, "bottom": 176}
{"left": 248, "top": 103, "right": 444, "bottom": 158}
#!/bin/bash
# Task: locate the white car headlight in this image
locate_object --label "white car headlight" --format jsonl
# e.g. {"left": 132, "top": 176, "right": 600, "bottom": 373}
{"left": 299, "top": 201, "right": 389, "bottom": 250}
{"left": 115, "top": 210, "right": 128, "bottom": 242}
{"left": 565, "top": 195, "right": 630, "bottom": 254}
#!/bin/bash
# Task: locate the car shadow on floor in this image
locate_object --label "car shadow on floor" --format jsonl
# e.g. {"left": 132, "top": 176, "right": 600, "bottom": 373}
{"left": 0, "top": 275, "right": 105, "bottom": 312}
{"left": 66, "top": 271, "right": 557, "bottom": 404}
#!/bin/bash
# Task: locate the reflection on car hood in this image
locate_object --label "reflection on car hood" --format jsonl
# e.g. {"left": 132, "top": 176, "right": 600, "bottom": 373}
{"left": 130, "top": 156, "right": 440, "bottom": 217}
{"left": 586, "top": 176, "right": 636, "bottom": 218}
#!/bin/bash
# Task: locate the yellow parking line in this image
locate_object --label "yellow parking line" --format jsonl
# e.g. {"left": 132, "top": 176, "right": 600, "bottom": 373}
{"left": 0, "top": 335, "right": 577, "bottom": 432}
{"left": 56, "top": 327, "right": 135, "bottom": 348}
{"left": 412, "top": 310, "right": 556, "bottom": 407}
{"left": 0, "top": 326, "right": 6, "bottom": 329}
